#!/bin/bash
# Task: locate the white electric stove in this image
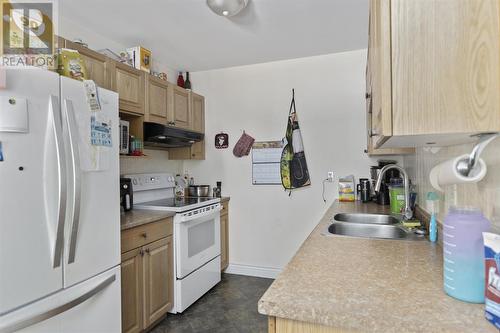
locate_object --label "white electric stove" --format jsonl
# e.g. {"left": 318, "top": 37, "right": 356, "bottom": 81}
{"left": 123, "top": 173, "right": 221, "bottom": 313}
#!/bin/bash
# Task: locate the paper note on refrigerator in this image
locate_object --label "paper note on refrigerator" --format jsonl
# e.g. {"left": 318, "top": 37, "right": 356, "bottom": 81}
{"left": 90, "top": 115, "right": 112, "bottom": 147}
{"left": 83, "top": 80, "right": 101, "bottom": 112}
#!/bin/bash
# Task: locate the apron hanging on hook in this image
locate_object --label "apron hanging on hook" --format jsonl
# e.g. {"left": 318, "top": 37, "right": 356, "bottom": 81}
{"left": 280, "top": 89, "right": 311, "bottom": 196}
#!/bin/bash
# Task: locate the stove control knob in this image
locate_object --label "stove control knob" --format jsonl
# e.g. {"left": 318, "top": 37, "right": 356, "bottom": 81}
{"left": 132, "top": 179, "right": 138, "bottom": 185}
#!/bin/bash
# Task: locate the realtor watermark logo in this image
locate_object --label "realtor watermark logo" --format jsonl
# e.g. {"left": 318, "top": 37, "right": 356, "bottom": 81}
{"left": 1, "top": 0, "right": 57, "bottom": 68}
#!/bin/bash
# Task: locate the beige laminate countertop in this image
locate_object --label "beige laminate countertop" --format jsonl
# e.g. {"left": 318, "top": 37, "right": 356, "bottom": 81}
{"left": 120, "top": 209, "right": 176, "bottom": 231}
{"left": 258, "top": 201, "right": 495, "bottom": 333}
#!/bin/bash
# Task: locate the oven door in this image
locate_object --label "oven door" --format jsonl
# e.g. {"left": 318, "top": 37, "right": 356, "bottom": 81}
{"left": 175, "top": 205, "right": 221, "bottom": 279}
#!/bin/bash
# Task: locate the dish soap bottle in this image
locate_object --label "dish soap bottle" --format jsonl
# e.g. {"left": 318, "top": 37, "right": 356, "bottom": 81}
{"left": 426, "top": 192, "right": 439, "bottom": 242}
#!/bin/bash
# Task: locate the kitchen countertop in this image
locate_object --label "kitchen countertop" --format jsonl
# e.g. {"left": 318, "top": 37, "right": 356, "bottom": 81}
{"left": 258, "top": 201, "right": 495, "bottom": 332}
{"left": 120, "top": 209, "right": 176, "bottom": 231}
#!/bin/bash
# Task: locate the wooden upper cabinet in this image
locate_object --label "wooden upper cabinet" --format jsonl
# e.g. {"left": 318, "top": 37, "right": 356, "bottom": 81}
{"left": 391, "top": 0, "right": 500, "bottom": 137}
{"left": 145, "top": 76, "right": 169, "bottom": 124}
{"left": 110, "top": 60, "right": 145, "bottom": 115}
{"left": 168, "top": 85, "right": 190, "bottom": 129}
{"left": 190, "top": 92, "right": 205, "bottom": 133}
{"left": 121, "top": 248, "right": 143, "bottom": 333}
{"left": 60, "top": 39, "right": 111, "bottom": 89}
{"left": 367, "top": 0, "right": 500, "bottom": 149}
{"left": 143, "top": 236, "right": 173, "bottom": 327}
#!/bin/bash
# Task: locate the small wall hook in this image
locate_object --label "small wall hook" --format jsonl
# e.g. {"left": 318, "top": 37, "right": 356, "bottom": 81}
{"left": 456, "top": 133, "right": 499, "bottom": 177}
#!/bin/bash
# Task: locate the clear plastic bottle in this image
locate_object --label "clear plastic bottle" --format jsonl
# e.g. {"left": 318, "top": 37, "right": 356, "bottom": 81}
{"left": 443, "top": 207, "right": 490, "bottom": 303}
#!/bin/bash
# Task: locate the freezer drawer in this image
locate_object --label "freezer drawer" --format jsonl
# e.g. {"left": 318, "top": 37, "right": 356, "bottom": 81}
{"left": 0, "top": 266, "right": 121, "bottom": 333}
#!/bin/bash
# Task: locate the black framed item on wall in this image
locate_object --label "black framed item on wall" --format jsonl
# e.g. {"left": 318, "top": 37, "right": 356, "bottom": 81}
{"left": 215, "top": 132, "right": 229, "bottom": 149}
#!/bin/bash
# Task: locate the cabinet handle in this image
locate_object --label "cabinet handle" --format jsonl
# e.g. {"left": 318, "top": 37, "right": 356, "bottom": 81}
{"left": 369, "top": 129, "right": 379, "bottom": 137}
{"left": 140, "top": 249, "right": 145, "bottom": 256}
{"left": 192, "top": 154, "right": 195, "bottom": 157}
{"left": 365, "top": 93, "right": 371, "bottom": 99}
{"left": 141, "top": 232, "right": 147, "bottom": 239}
{"left": 145, "top": 248, "right": 150, "bottom": 255}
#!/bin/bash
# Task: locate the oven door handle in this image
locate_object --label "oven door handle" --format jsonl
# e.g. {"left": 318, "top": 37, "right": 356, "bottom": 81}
{"left": 177, "top": 205, "right": 222, "bottom": 223}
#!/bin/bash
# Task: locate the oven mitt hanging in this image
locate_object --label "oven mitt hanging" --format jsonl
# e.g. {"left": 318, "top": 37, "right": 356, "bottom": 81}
{"left": 233, "top": 131, "right": 255, "bottom": 157}
{"left": 281, "top": 89, "right": 311, "bottom": 193}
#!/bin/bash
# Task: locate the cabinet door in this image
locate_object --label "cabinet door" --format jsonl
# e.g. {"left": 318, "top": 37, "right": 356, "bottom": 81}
{"left": 190, "top": 92, "right": 205, "bottom": 133}
{"left": 391, "top": 0, "right": 500, "bottom": 136}
{"left": 190, "top": 140, "right": 205, "bottom": 160}
{"left": 168, "top": 140, "right": 205, "bottom": 160}
{"left": 370, "top": 0, "right": 393, "bottom": 147}
{"left": 145, "top": 76, "right": 168, "bottom": 124}
{"left": 121, "top": 248, "right": 143, "bottom": 333}
{"left": 143, "top": 236, "right": 173, "bottom": 327}
{"left": 220, "top": 212, "right": 229, "bottom": 271}
{"left": 168, "top": 85, "right": 190, "bottom": 129}
{"left": 111, "top": 61, "right": 145, "bottom": 115}
{"left": 64, "top": 40, "right": 110, "bottom": 89}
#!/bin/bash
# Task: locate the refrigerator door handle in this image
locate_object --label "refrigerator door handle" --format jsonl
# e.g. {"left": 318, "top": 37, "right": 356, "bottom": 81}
{"left": 63, "top": 99, "right": 82, "bottom": 264}
{"left": 48, "top": 95, "right": 67, "bottom": 268}
{"left": 0, "top": 274, "right": 116, "bottom": 333}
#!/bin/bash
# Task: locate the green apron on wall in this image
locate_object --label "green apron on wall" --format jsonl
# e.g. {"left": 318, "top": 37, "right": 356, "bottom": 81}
{"left": 281, "top": 89, "right": 311, "bottom": 193}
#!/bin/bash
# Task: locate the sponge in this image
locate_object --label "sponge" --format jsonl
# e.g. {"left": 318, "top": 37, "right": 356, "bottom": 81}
{"left": 401, "top": 219, "right": 422, "bottom": 228}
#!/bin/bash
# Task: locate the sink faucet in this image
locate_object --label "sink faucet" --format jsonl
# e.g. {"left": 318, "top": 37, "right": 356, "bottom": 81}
{"left": 374, "top": 165, "right": 413, "bottom": 220}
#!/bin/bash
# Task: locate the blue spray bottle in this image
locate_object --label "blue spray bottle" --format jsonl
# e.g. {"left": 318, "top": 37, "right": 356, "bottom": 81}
{"left": 426, "top": 192, "right": 439, "bottom": 242}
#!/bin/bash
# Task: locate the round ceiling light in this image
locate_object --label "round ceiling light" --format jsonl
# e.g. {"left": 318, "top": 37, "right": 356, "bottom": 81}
{"left": 206, "top": 0, "right": 249, "bottom": 17}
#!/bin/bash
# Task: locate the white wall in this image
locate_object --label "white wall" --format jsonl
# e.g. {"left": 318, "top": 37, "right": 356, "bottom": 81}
{"left": 185, "top": 50, "right": 398, "bottom": 273}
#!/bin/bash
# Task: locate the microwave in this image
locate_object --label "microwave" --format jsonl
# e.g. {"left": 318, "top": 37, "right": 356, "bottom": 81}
{"left": 119, "top": 119, "right": 130, "bottom": 155}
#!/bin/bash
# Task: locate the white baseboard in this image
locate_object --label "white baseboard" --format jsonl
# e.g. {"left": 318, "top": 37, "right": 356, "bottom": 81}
{"left": 224, "top": 263, "right": 281, "bottom": 279}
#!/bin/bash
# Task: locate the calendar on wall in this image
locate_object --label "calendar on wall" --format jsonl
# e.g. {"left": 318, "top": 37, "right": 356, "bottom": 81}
{"left": 252, "top": 141, "right": 283, "bottom": 185}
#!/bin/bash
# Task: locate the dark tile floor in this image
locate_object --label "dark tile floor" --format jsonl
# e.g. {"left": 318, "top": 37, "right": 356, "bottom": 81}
{"left": 150, "top": 273, "right": 274, "bottom": 333}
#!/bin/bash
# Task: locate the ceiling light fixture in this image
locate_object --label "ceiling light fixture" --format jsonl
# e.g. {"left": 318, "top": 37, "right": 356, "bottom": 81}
{"left": 206, "top": 0, "right": 248, "bottom": 17}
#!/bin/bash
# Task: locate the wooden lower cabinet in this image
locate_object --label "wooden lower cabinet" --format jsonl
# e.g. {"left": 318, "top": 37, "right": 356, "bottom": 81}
{"left": 143, "top": 237, "right": 174, "bottom": 327}
{"left": 121, "top": 248, "right": 143, "bottom": 333}
{"left": 121, "top": 218, "right": 173, "bottom": 333}
{"left": 269, "top": 317, "right": 355, "bottom": 333}
{"left": 220, "top": 201, "right": 229, "bottom": 271}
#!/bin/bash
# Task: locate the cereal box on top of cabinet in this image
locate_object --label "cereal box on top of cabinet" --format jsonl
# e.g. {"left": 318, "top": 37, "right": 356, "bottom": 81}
{"left": 127, "top": 46, "right": 151, "bottom": 73}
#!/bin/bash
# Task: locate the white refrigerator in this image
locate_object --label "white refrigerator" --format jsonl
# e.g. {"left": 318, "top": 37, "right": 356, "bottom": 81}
{"left": 0, "top": 68, "right": 121, "bottom": 333}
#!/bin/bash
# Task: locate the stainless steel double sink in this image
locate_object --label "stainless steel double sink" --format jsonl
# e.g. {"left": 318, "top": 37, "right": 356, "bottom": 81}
{"left": 323, "top": 213, "right": 425, "bottom": 241}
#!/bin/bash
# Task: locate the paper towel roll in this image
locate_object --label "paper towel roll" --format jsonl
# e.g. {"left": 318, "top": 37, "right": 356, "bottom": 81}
{"left": 429, "top": 154, "right": 487, "bottom": 192}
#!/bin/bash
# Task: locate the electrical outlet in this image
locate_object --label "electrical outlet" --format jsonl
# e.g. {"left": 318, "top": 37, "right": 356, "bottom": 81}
{"left": 327, "top": 171, "right": 334, "bottom": 182}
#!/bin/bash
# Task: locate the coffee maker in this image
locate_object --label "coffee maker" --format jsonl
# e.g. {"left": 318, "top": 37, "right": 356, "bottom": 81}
{"left": 370, "top": 160, "right": 400, "bottom": 205}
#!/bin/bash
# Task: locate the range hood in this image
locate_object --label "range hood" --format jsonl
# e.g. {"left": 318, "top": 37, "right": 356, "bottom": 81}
{"left": 143, "top": 122, "right": 204, "bottom": 148}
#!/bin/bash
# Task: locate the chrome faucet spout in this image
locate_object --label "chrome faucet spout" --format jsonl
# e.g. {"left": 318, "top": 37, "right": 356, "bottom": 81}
{"left": 374, "top": 165, "right": 413, "bottom": 220}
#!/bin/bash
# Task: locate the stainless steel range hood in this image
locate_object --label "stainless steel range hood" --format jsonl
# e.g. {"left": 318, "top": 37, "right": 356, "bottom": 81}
{"left": 143, "top": 122, "right": 204, "bottom": 148}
